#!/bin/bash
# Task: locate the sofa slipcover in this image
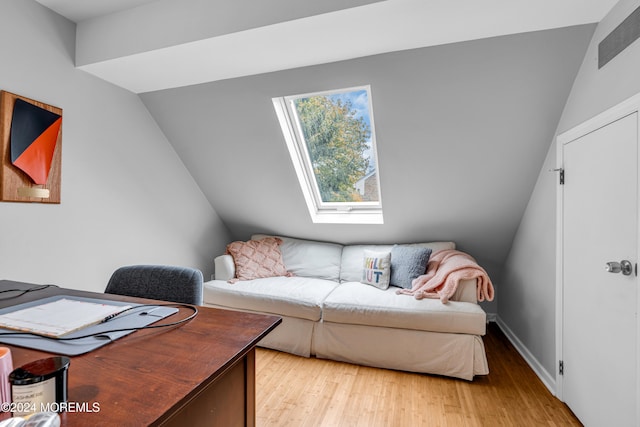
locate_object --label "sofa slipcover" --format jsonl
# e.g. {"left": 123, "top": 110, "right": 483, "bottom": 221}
{"left": 205, "top": 234, "right": 491, "bottom": 380}
{"left": 321, "top": 282, "right": 486, "bottom": 335}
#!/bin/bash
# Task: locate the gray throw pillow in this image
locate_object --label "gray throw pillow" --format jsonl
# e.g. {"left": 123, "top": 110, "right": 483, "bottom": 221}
{"left": 390, "top": 245, "right": 432, "bottom": 289}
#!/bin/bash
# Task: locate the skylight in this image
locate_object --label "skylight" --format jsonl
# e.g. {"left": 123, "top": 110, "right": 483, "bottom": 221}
{"left": 273, "top": 85, "right": 383, "bottom": 224}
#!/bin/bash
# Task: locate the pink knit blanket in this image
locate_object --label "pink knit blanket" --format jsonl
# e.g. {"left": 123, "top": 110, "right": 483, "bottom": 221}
{"left": 396, "top": 249, "right": 494, "bottom": 303}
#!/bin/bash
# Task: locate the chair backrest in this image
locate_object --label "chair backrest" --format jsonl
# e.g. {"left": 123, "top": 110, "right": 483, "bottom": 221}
{"left": 105, "top": 265, "right": 203, "bottom": 305}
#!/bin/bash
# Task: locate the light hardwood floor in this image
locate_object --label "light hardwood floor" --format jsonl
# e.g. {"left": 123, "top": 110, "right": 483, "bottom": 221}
{"left": 255, "top": 323, "right": 581, "bottom": 426}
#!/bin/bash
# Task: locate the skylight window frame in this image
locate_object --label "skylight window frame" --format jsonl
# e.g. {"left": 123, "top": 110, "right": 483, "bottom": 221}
{"left": 273, "top": 85, "right": 383, "bottom": 224}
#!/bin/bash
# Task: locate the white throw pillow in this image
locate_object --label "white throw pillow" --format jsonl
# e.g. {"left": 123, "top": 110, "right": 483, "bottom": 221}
{"left": 361, "top": 250, "right": 391, "bottom": 289}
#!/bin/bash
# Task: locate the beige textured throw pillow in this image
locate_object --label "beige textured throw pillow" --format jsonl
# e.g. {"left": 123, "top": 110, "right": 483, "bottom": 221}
{"left": 226, "top": 237, "right": 291, "bottom": 282}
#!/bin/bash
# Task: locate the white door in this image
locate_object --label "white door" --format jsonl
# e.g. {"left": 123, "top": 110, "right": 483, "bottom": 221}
{"left": 562, "top": 112, "right": 638, "bottom": 426}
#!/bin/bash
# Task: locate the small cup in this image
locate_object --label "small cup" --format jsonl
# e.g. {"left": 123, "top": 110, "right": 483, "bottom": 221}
{"left": 0, "top": 348, "right": 13, "bottom": 420}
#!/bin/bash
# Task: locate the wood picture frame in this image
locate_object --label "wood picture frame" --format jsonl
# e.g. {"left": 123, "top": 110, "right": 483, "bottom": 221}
{"left": 0, "top": 91, "right": 62, "bottom": 203}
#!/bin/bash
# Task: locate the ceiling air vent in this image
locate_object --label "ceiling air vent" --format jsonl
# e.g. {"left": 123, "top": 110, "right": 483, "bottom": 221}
{"left": 598, "top": 5, "right": 640, "bottom": 68}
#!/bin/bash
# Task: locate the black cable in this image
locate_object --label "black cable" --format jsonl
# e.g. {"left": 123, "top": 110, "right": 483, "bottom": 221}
{"left": 0, "top": 284, "right": 59, "bottom": 300}
{"left": 54, "top": 303, "right": 199, "bottom": 341}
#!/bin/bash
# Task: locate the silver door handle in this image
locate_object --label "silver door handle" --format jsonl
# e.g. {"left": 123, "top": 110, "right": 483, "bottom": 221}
{"left": 605, "top": 260, "right": 633, "bottom": 275}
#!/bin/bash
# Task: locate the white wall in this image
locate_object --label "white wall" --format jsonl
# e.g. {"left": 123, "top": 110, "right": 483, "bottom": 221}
{"left": 75, "top": 0, "right": 383, "bottom": 66}
{"left": 141, "top": 25, "right": 595, "bottom": 317}
{"left": 501, "top": 0, "right": 640, "bottom": 389}
{"left": 558, "top": 0, "right": 640, "bottom": 133}
{"left": 0, "top": 0, "right": 231, "bottom": 292}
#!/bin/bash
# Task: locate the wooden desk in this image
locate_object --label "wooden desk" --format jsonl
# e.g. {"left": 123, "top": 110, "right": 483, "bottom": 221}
{"left": 0, "top": 280, "right": 281, "bottom": 426}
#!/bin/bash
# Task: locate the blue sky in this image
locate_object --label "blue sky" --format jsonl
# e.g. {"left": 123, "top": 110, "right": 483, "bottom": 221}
{"left": 328, "top": 89, "right": 371, "bottom": 129}
{"left": 327, "top": 89, "right": 376, "bottom": 173}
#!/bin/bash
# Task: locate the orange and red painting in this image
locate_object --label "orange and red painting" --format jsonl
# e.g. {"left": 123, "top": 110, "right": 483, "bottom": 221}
{"left": 0, "top": 91, "right": 62, "bottom": 203}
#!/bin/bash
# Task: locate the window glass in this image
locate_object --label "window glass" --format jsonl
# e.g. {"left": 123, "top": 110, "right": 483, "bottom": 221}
{"left": 292, "top": 88, "right": 379, "bottom": 203}
{"left": 273, "top": 86, "right": 382, "bottom": 224}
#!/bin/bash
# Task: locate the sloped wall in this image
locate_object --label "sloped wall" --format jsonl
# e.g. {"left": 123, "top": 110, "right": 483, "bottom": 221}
{"left": 0, "top": 0, "right": 231, "bottom": 291}
{"left": 501, "top": 0, "right": 640, "bottom": 390}
{"left": 141, "top": 25, "right": 595, "bottom": 315}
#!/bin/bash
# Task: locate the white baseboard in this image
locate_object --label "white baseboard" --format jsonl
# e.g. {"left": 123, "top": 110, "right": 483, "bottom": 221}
{"left": 486, "top": 312, "right": 497, "bottom": 323}
{"left": 494, "top": 316, "right": 556, "bottom": 396}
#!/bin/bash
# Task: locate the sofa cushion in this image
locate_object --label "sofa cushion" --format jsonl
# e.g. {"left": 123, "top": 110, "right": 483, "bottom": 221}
{"left": 226, "top": 237, "right": 290, "bottom": 281}
{"left": 389, "top": 245, "right": 432, "bottom": 289}
{"left": 340, "top": 242, "right": 455, "bottom": 283}
{"left": 204, "top": 276, "right": 339, "bottom": 321}
{"left": 361, "top": 250, "right": 391, "bottom": 289}
{"left": 253, "top": 234, "right": 343, "bottom": 282}
{"left": 322, "top": 282, "right": 486, "bottom": 335}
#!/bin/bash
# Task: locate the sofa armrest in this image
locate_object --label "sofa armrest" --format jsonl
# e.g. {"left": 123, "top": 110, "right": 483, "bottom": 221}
{"left": 451, "top": 278, "right": 478, "bottom": 303}
{"left": 214, "top": 255, "right": 235, "bottom": 280}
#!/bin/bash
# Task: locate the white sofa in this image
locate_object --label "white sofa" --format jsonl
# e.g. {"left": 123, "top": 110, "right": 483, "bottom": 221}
{"left": 203, "top": 235, "right": 489, "bottom": 381}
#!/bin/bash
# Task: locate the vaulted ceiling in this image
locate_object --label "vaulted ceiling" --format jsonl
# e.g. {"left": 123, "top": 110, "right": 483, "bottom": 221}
{"left": 34, "top": 0, "right": 617, "bottom": 290}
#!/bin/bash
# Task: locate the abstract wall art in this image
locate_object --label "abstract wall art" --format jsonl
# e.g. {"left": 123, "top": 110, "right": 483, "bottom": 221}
{"left": 0, "top": 91, "right": 62, "bottom": 203}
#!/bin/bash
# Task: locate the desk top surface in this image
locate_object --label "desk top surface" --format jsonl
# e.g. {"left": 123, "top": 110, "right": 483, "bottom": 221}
{"left": 0, "top": 280, "right": 281, "bottom": 426}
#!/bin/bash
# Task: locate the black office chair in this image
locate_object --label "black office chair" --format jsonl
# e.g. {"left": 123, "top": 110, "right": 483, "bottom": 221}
{"left": 105, "top": 265, "right": 204, "bottom": 305}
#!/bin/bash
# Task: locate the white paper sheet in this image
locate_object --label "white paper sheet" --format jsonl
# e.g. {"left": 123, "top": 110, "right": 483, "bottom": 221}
{"left": 0, "top": 298, "right": 132, "bottom": 337}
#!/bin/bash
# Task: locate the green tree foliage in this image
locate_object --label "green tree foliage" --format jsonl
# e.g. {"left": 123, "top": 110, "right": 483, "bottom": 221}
{"left": 295, "top": 95, "right": 371, "bottom": 202}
